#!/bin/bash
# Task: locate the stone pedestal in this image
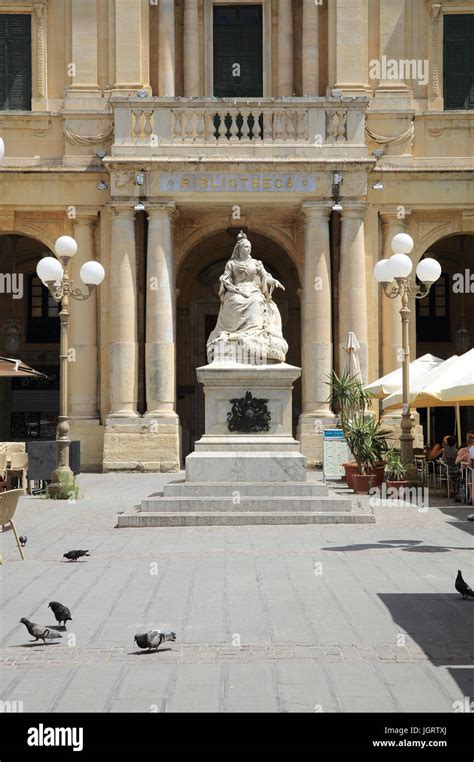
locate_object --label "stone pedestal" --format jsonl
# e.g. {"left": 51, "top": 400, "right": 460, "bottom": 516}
{"left": 119, "top": 361, "right": 374, "bottom": 526}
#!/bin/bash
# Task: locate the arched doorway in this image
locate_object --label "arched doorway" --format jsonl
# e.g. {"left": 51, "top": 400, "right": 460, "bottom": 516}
{"left": 415, "top": 233, "right": 474, "bottom": 445}
{"left": 176, "top": 229, "right": 301, "bottom": 457}
{"left": 0, "top": 234, "right": 59, "bottom": 441}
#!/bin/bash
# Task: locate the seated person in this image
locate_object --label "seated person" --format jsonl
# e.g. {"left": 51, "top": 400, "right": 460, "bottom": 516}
{"left": 429, "top": 436, "right": 450, "bottom": 461}
{"left": 441, "top": 436, "right": 458, "bottom": 467}
{"left": 455, "top": 433, "right": 474, "bottom": 465}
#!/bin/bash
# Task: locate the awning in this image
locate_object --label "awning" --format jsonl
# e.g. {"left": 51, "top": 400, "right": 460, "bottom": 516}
{"left": 0, "top": 357, "right": 48, "bottom": 378}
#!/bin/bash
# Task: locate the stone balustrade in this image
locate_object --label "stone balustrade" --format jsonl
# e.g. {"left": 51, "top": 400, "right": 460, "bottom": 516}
{"left": 112, "top": 97, "right": 369, "bottom": 158}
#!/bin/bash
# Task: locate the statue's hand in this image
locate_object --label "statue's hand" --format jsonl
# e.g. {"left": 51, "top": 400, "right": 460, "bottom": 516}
{"left": 275, "top": 280, "right": 285, "bottom": 291}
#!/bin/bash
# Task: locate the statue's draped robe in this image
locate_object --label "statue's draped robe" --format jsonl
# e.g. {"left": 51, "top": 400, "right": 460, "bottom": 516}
{"left": 207, "top": 257, "right": 288, "bottom": 363}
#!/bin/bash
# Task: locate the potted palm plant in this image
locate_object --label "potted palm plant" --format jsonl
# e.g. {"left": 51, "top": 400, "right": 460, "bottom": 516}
{"left": 327, "top": 371, "right": 372, "bottom": 488}
{"left": 384, "top": 448, "right": 408, "bottom": 495}
{"left": 345, "top": 414, "right": 390, "bottom": 494}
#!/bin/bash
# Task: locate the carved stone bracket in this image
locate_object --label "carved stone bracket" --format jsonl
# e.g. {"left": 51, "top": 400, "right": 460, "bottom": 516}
{"left": 427, "top": 2, "right": 442, "bottom": 98}
{"left": 33, "top": 3, "right": 47, "bottom": 100}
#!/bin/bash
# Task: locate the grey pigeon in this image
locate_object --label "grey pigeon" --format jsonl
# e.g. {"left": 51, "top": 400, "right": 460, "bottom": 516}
{"left": 134, "top": 630, "right": 176, "bottom": 652}
{"left": 455, "top": 570, "right": 474, "bottom": 599}
{"left": 63, "top": 550, "right": 89, "bottom": 562}
{"left": 20, "top": 618, "right": 63, "bottom": 644}
{"left": 49, "top": 601, "right": 72, "bottom": 628}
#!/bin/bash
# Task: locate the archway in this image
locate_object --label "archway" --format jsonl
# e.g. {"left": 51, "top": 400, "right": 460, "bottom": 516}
{"left": 176, "top": 229, "right": 301, "bottom": 456}
{"left": 415, "top": 233, "right": 474, "bottom": 446}
{"left": 0, "top": 233, "right": 59, "bottom": 441}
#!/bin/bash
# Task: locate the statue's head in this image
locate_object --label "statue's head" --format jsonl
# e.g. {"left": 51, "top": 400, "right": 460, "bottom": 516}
{"left": 231, "top": 231, "right": 252, "bottom": 260}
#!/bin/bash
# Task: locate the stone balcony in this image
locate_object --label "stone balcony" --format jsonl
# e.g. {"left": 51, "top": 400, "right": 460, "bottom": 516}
{"left": 111, "top": 96, "right": 369, "bottom": 161}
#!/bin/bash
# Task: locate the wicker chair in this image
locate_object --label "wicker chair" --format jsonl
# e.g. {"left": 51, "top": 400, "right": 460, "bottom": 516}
{"left": 0, "top": 489, "right": 25, "bottom": 560}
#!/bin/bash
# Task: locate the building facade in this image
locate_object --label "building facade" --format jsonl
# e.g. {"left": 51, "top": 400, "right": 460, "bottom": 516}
{"left": 0, "top": 0, "right": 473, "bottom": 471}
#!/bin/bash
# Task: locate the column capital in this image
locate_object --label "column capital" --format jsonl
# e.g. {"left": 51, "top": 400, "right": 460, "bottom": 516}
{"left": 109, "top": 203, "right": 136, "bottom": 219}
{"left": 300, "top": 201, "right": 333, "bottom": 220}
{"left": 340, "top": 200, "right": 369, "bottom": 219}
{"left": 146, "top": 201, "right": 177, "bottom": 219}
{"left": 73, "top": 209, "right": 99, "bottom": 226}
{"left": 380, "top": 208, "right": 412, "bottom": 226}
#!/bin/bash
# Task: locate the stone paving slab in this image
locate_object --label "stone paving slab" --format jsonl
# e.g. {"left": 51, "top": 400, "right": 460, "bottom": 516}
{"left": 0, "top": 472, "right": 473, "bottom": 713}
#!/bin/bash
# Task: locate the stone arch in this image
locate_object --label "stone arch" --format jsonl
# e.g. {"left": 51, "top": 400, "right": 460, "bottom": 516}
{"left": 175, "top": 227, "right": 301, "bottom": 456}
{"left": 0, "top": 231, "right": 60, "bottom": 442}
{"left": 414, "top": 229, "right": 474, "bottom": 446}
{"left": 177, "top": 216, "right": 301, "bottom": 278}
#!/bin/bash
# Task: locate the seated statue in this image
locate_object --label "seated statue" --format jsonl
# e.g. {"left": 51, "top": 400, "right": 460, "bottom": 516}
{"left": 207, "top": 231, "right": 288, "bottom": 364}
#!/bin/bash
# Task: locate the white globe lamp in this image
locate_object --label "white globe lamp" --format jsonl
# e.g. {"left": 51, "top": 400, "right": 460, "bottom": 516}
{"left": 80, "top": 261, "right": 105, "bottom": 286}
{"left": 388, "top": 253, "right": 413, "bottom": 279}
{"left": 391, "top": 233, "right": 414, "bottom": 255}
{"left": 54, "top": 236, "right": 78, "bottom": 260}
{"left": 416, "top": 257, "right": 442, "bottom": 285}
{"left": 36, "top": 256, "right": 64, "bottom": 284}
{"left": 373, "top": 259, "right": 393, "bottom": 284}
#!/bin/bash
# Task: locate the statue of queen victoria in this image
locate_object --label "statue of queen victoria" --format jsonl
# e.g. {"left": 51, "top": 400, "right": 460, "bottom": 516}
{"left": 207, "top": 231, "right": 288, "bottom": 364}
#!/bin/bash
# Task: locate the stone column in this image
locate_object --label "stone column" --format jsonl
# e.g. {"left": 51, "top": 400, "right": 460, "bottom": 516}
{"left": 380, "top": 212, "right": 407, "bottom": 374}
{"left": 302, "top": 0, "right": 319, "bottom": 96}
{"left": 332, "top": 0, "right": 368, "bottom": 94}
{"left": 277, "top": 0, "right": 293, "bottom": 96}
{"left": 159, "top": 0, "right": 175, "bottom": 96}
{"left": 143, "top": 203, "right": 180, "bottom": 472}
{"left": 339, "top": 202, "right": 369, "bottom": 381}
{"left": 183, "top": 0, "right": 200, "bottom": 96}
{"left": 376, "top": 0, "right": 409, "bottom": 94}
{"left": 68, "top": 0, "right": 100, "bottom": 94}
{"left": 297, "top": 202, "right": 335, "bottom": 467}
{"left": 109, "top": 207, "right": 138, "bottom": 417}
{"left": 145, "top": 203, "right": 177, "bottom": 417}
{"left": 69, "top": 215, "right": 99, "bottom": 419}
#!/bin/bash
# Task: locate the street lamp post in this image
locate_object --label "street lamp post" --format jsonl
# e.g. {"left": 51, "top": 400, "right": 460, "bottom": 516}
{"left": 374, "top": 233, "right": 442, "bottom": 471}
{"left": 36, "top": 236, "right": 105, "bottom": 495}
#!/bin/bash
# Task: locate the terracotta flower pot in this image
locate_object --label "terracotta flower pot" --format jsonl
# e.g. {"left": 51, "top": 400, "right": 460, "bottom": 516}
{"left": 343, "top": 462, "right": 359, "bottom": 489}
{"left": 386, "top": 480, "right": 409, "bottom": 498}
{"left": 368, "top": 463, "right": 385, "bottom": 487}
{"left": 353, "top": 473, "right": 375, "bottom": 494}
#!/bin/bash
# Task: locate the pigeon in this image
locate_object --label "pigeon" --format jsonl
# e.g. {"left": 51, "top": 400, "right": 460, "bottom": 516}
{"left": 455, "top": 570, "right": 474, "bottom": 599}
{"left": 19, "top": 536, "right": 27, "bottom": 547}
{"left": 134, "top": 630, "right": 176, "bottom": 652}
{"left": 48, "top": 601, "right": 72, "bottom": 628}
{"left": 63, "top": 550, "right": 89, "bottom": 562}
{"left": 20, "top": 618, "right": 63, "bottom": 644}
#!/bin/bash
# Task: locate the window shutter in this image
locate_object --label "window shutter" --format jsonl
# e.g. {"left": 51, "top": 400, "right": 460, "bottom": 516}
{"left": 444, "top": 14, "right": 474, "bottom": 110}
{"left": 0, "top": 14, "right": 32, "bottom": 110}
{"left": 0, "top": 17, "right": 6, "bottom": 109}
{"left": 213, "top": 5, "right": 263, "bottom": 98}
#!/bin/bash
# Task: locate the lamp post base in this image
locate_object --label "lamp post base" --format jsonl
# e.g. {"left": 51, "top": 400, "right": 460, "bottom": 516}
{"left": 47, "top": 466, "right": 76, "bottom": 499}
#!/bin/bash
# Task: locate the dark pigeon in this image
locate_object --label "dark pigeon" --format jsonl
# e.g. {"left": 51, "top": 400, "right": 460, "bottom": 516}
{"left": 49, "top": 601, "right": 72, "bottom": 628}
{"left": 63, "top": 550, "right": 89, "bottom": 562}
{"left": 455, "top": 570, "right": 474, "bottom": 599}
{"left": 20, "top": 618, "right": 62, "bottom": 644}
{"left": 134, "top": 630, "right": 176, "bottom": 652}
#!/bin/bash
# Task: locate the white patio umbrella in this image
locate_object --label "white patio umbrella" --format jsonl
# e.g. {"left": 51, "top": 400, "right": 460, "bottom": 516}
{"left": 365, "top": 353, "right": 443, "bottom": 399}
{"left": 343, "top": 332, "right": 363, "bottom": 382}
{"left": 383, "top": 350, "right": 474, "bottom": 446}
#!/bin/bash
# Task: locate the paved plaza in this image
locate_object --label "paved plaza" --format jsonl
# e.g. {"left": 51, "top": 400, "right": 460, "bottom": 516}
{"left": 0, "top": 473, "right": 473, "bottom": 713}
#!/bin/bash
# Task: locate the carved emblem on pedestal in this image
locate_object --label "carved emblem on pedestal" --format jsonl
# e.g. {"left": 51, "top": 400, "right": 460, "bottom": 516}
{"left": 227, "top": 391, "right": 271, "bottom": 433}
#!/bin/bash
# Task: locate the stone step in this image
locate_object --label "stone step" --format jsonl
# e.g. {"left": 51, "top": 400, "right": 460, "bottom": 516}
{"left": 118, "top": 510, "right": 375, "bottom": 527}
{"left": 140, "top": 495, "right": 351, "bottom": 512}
{"left": 158, "top": 481, "right": 329, "bottom": 498}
